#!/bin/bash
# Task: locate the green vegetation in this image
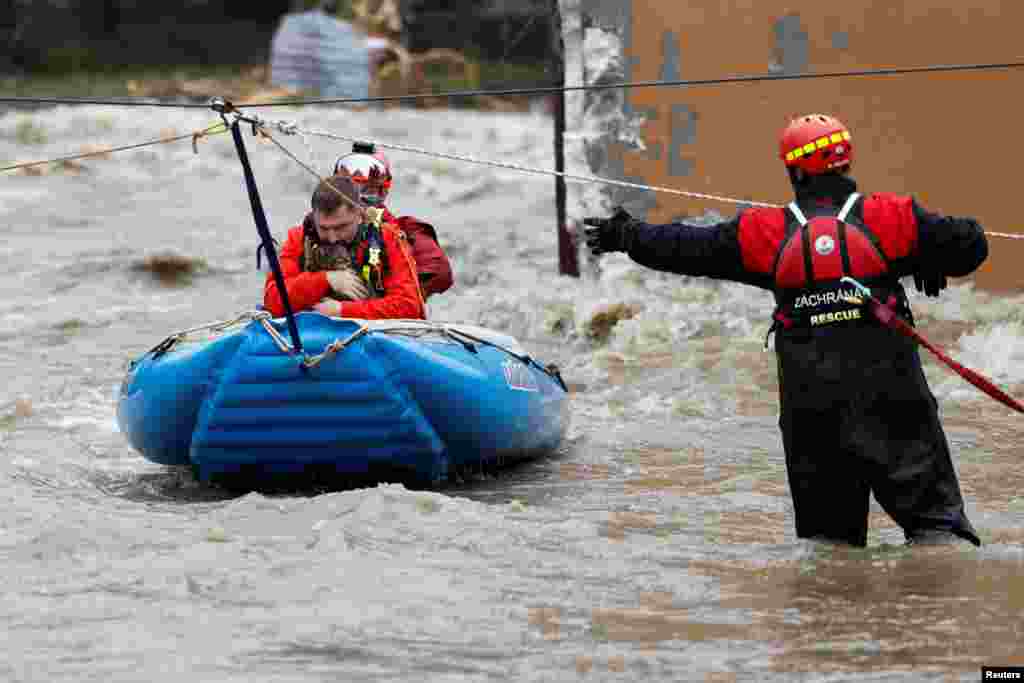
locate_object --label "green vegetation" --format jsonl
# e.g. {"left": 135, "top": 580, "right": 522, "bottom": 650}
{"left": 1, "top": 56, "right": 552, "bottom": 108}
{"left": 422, "top": 59, "right": 552, "bottom": 91}
{"left": 0, "top": 64, "right": 265, "bottom": 100}
{"left": 1, "top": 22, "right": 554, "bottom": 112}
{"left": 293, "top": 0, "right": 358, "bottom": 22}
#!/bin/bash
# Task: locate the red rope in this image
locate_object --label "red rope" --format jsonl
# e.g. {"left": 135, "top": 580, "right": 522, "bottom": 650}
{"left": 867, "top": 297, "right": 1024, "bottom": 414}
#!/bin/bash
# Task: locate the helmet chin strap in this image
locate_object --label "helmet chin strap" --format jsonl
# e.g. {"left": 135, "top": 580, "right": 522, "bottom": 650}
{"left": 788, "top": 165, "right": 852, "bottom": 193}
{"left": 787, "top": 166, "right": 808, "bottom": 190}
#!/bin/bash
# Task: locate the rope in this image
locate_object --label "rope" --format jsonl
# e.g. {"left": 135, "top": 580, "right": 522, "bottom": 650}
{"left": 1, "top": 60, "right": 1022, "bottom": 109}
{"left": 238, "top": 60, "right": 1024, "bottom": 108}
{"left": 258, "top": 317, "right": 301, "bottom": 356}
{"left": 255, "top": 122, "right": 365, "bottom": 212}
{"left": 301, "top": 324, "right": 372, "bottom": 368}
{"left": 282, "top": 122, "right": 1024, "bottom": 235}
{"left": 9, "top": 110, "right": 1022, "bottom": 238}
{"left": 223, "top": 117, "right": 306, "bottom": 354}
{"left": 841, "top": 276, "right": 1024, "bottom": 413}
{"left": 0, "top": 122, "right": 228, "bottom": 174}
{"left": 0, "top": 96, "right": 211, "bottom": 108}
{"left": 148, "top": 310, "right": 270, "bottom": 356}
{"left": 175, "top": 310, "right": 269, "bottom": 337}
{"left": 296, "top": 125, "right": 779, "bottom": 209}
{"left": 294, "top": 127, "right": 325, "bottom": 179}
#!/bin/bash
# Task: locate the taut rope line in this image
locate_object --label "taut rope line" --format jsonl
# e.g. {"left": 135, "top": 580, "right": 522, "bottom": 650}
{"left": 0, "top": 122, "right": 228, "bottom": 174}
{"left": 5, "top": 60, "right": 1021, "bottom": 108}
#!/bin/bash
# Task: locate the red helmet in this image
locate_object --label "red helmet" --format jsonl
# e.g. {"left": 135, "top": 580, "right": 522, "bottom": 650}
{"left": 333, "top": 143, "right": 392, "bottom": 206}
{"left": 779, "top": 114, "right": 853, "bottom": 175}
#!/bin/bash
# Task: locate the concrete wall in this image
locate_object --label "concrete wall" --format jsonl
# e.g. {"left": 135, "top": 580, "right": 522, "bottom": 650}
{"left": 564, "top": 0, "right": 1024, "bottom": 290}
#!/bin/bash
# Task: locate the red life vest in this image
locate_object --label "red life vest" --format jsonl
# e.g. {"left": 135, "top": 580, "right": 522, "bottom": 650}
{"left": 771, "top": 193, "right": 896, "bottom": 329}
{"left": 381, "top": 209, "right": 453, "bottom": 298}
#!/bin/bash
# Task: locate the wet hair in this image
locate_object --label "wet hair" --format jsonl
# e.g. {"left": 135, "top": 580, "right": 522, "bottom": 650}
{"left": 311, "top": 176, "right": 361, "bottom": 214}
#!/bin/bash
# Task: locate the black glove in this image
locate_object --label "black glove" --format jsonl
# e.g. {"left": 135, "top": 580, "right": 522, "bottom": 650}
{"left": 582, "top": 206, "right": 638, "bottom": 255}
{"left": 913, "top": 269, "right": 947, "bottom": 297}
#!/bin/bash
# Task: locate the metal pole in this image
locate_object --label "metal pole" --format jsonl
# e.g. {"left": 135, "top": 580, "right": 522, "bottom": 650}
{"left": 551, "top": 0, "right": 578, "bottom": 277}
{"left": 226, "top": 119, "right": 304, "bottom": 354}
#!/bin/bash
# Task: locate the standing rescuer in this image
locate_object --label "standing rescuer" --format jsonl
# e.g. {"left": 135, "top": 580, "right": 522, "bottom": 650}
{"left": 583, "top": 113, "right": 988, "bottom": 547}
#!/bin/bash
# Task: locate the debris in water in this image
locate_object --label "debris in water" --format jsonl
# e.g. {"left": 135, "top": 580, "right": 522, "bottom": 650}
{"left": 54, "top": 159, "right": 86, "bottom": 175}
{"left": 14, "top": 398, "right": 32, "bottom": 418}
{"left": 415, "top": 496, "right": 441, "bottom": 514}
{"left": 584, "top": 303, "right": 641, "bottom": 342}
{"left": 2, "top": 398, "right": 33, "bottom": 429}
{"left": 55, "top": 319, "right": 85, "bottom": 334}
{"left": 133, "top": 251, "right": 207, "bottom": 285}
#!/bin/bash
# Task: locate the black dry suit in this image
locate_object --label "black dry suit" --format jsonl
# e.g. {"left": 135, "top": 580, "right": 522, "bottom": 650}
{"left": 621, "top": 173, "right": 988, "bottom": 546}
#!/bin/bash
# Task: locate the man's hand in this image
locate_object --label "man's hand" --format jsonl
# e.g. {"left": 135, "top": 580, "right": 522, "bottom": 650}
{"left": 582, "top": 206, "right": 638, "bottom": 256}
{"left": 314, "top": 299, "right": 343, "bottom": 317}
{"left": 326, "top": 269, "right": 370, "bottom": 301}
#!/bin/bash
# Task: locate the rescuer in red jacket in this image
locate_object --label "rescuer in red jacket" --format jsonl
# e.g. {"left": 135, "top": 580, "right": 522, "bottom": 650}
{"left": 583, "top": 114, "right": 988, "bottom": 548}
{"left": 263, "top": 175, "right": 425, "bottom": 320}
{"left": 334, "top": 142, "right": 454, "bottom": 299}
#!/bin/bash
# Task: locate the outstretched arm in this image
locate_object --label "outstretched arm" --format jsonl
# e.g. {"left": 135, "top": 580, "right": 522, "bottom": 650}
{"left": 913, "top": 201, "right": 988, "bottom": 278}
{"left": 584, "top": 207, "right": 763, "bottom": 286}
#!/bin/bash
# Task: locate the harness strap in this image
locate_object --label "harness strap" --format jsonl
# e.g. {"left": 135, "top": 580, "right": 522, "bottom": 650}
{"left": 786, "top": 201, "right": 808, "bottom": 227}
{"left": 787, "top": 193, "right": 861, "bottom": 227}
{"left": 764, "top": 310, "right": 796, "bottom": 350}
{"left": 837, "top": 192, "right": 861, "bottom": 222}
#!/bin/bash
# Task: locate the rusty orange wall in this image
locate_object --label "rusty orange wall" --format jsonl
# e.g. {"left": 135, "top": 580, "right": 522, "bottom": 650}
{"left": 619, "top": 1, "right": 1023, "bottom": 290}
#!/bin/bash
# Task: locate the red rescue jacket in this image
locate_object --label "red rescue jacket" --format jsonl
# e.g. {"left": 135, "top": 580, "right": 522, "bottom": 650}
{"left": 263, "top": 220, "right": 425, "bottom": 320}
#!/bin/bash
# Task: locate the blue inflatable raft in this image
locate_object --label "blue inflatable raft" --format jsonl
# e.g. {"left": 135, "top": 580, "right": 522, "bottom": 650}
{"left": 116, "top": 311, "right": 569, "bottom": 486}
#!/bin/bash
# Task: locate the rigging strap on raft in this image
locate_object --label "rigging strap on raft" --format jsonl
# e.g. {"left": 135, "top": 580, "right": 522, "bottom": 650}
{"left": 147, "top": 310, "right": 272, "bottom": 358}
{"left": 213, "top": 97, "right": 305, "bottom": 358}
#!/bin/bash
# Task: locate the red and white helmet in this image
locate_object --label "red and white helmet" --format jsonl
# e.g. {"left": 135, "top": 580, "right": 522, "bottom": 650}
{"left": 779, "top": 114, "right": 853, "bottom": 176}
{"left": 333, "top": 142, "right": 392, "bottom": 206}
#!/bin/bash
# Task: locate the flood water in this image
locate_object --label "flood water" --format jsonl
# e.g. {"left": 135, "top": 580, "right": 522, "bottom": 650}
{"left": 1, "top": 104, "right": 1022, "bottom": 681}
